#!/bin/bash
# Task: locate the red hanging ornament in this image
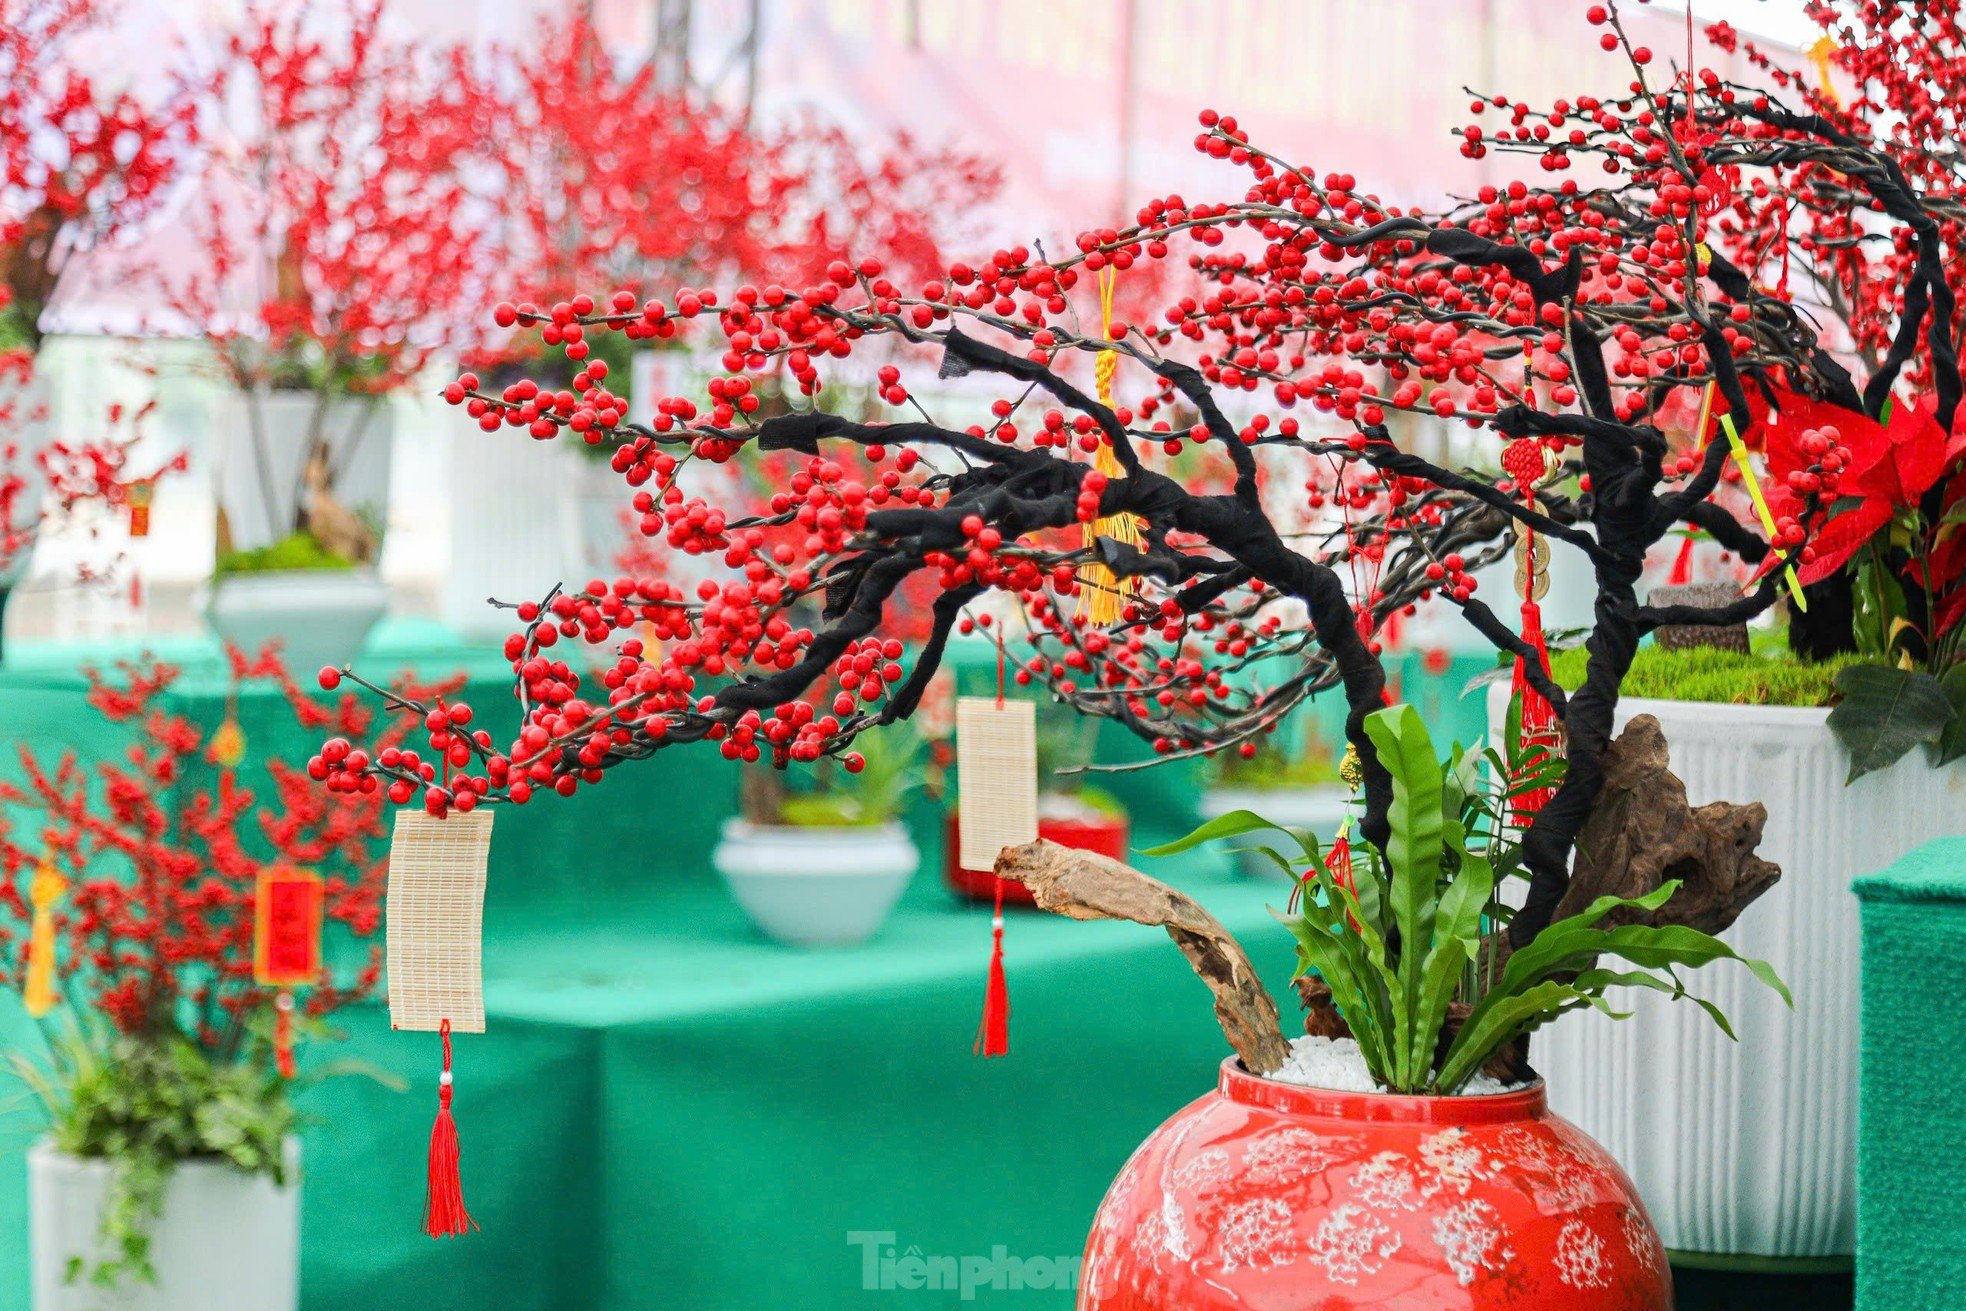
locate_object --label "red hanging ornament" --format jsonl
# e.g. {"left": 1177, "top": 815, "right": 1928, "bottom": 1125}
{"left": 1501, "top": 439, "right": 1561, "bottom": 820}
{"left": 1510, "top": 595, "right": 1561, "bottom": 819}
{"left": 424, "top": 1018, "right": 476, "bottom": 1238}
{"left": 254, "top": 864, "right": 323, "bottom": 987}
{"left": 125, "top": 477, "right": 155, "bottom": 537}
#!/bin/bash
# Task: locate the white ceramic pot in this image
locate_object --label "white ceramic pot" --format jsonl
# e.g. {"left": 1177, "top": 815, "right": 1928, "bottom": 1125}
{"left": 711, "top": 819, "right": 919, "bottom": 947}
{"left": 204, "top": 568, "right": 388, "bottom": 673}
{"left": 30, "top": 1138, "right": 300, "bottom": 1311}
{"left": 1490, "top": 686, "right": 1966, "bottom": 1257}
{"left": 214, "top": 391, "right": 393, "bottom": 554}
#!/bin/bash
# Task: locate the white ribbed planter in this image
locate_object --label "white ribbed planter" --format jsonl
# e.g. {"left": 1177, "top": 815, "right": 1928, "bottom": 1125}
{"left": 712, "top": 819, "right": 918, "bottom": 947}
{"left": 31, "top": 1138, "right": 300, "bottom": 1311}
{"left": 1495, "top": 688, "right": 1966, "bottom": 1258}
{"left": 214, "top": 392, "right": 393, "bottom": 553}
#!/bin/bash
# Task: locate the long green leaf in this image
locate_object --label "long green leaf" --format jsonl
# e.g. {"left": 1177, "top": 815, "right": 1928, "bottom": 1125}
{"left": 1315, "top": 868, "right": 1399, "bottom": 1065}
{"left": 1142, "top": 808, "right": 1291, "bottom": 856}
{"left": 1278, "top": 906, "right": 1392, "bottom": 1075}
{"left": 1437, "top": 980, "right": 1607, "bottom": 1092}
{"left": 1412, "top": 850, "right": 1494, "bottom": 1082}
{"left": 1364, "top": 705, "right": 1445, "bottom": 1086}
{"left": 1488, "top": 882, "right": 1680, "bottom": 999}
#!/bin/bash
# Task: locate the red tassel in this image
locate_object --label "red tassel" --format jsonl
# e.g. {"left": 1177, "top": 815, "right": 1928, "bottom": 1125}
{"left": 274, "top": 992, "right": 296, "bottom": 1080}
{"left": 1511, "top": 599, "right": 1561, "bottom": 819}
{"left": 424, "top": 1019, "right": 476, "bottom": 1238}
{"left": 974, "top": 880, "right": 1009, "bottom": 1057}
{"left": 1668, "top": 534, "right": 1696, "bottom": 586}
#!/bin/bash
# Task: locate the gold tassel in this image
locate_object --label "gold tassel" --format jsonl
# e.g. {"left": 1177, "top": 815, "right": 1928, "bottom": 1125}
{"left": 1080, "top": 269, "right": 1143, "bottom": 627}
{"left": 24, "top": 858, "right": 66, "bottom": 1018}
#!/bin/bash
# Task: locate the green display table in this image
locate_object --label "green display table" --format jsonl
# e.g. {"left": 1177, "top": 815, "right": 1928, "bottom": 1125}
{"left": 0, "top": 625, "right": 1842, "bottom": 1308}
{"left": 1853, "top": 837, "right": 1966, "bottom": 1311}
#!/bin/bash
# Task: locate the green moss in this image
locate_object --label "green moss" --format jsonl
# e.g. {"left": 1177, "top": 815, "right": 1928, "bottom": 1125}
{"left": 1545, "top": 643, "right": 1863, "bottom": 707}
{"left": 1212, "top": 748, "right": 1344, "bottom": 790}
{"left": 773, "top": 794, "right": 891, "bottom": 828}
{"left": 214, "top": 531, "right": 356, "bottom": 576}
{"left": 1074, "top": 784, "right": 1127, "bottom": 818}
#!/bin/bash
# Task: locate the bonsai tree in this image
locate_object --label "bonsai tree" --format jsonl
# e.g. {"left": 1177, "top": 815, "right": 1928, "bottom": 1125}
{"left": 0, "top": 646, "right": 450, "bottom": 1284}
{"left": 1, "top": 0, "right": 189, "bottom": 355}
{"left": 313, "top": 3, "right": 1953, "bottom": 1085}
{"left": 170, "top": 0, "right": 499, "bottom": 568}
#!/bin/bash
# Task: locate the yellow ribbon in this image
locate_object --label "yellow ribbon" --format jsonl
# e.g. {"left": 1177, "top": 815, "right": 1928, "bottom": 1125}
{"left": 24, "top": 858, "right": 66, "bottom": 1018}
{"left": 1718, "top": 412, "right": 1807, "bottom": 611}
{"left": 1079, "top": 266, "right": 1143, "bottom": 627}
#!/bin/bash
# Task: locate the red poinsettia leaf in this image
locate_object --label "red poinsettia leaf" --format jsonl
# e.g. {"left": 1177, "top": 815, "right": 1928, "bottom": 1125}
{"left": 1734, "top": 385, "right": 1890, "bottom": 486}
{"left": 1878, "top": 400, "right": 1961, "bottom": 504}
{"left": 1797, "top": 498, "right": 1894, "bottom": 587}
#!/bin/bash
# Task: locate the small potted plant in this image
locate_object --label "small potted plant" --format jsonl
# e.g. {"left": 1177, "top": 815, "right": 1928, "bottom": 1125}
{"left": 1197, "top": 717, "right": 1353, "bottom": 873}
{"left": 0, "top": 0, "right": 187, "bottom": 643}
{"left": 944, "top": 707, "right": 1131, "bottom": 904}
{"left": 0, "top": 647, "right": 424, "bottom": 1311}
{"left": 173, "top": 3, "right": 496, "bottom": 665}
{"left": 712, "top": 728, "right": 923, "bottom": 947}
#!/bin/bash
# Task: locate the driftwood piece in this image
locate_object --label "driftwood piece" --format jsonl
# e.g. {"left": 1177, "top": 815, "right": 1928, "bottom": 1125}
{"left": 995, "top": 838, "right": 1291, "bottom": 1075}
{"left": 1554, "top": 713, "right": 1781, "bottom": 932}
{"left": 1648, "top": 582, "right": 1751, "bottom": 653}
{"left": 302, "top": 447, "right": 378, "bottom": 564}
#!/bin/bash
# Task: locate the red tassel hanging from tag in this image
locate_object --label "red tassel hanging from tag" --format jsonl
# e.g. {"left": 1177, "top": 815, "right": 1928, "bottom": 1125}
{"left": 974, "top": 879, "right": 1009, "bottom": 1057}
{"left": 273, "top": 992, "right": 296, "bottom": 1079}
{"left": 424, "top": 1019, "right": 476, "bottom": 1237}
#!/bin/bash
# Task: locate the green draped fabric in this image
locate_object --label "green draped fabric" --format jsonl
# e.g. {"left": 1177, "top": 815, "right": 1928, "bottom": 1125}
{"left": 0, "top": 625, "right": 1824, "bottom": 1309}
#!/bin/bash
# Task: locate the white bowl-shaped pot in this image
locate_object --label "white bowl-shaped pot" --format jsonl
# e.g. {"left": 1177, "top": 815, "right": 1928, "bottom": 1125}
{"left": 204, "top": 569, "right": 387, "bottom": 673}
{"left": 712, "top": 819, "right": 919, "bottom": 947}
{"left": 1493, "top": 686, "right": 1966, "bottom": 1257}
{"left": 31, "top": 1137, "right": 300, "bottom": 1311}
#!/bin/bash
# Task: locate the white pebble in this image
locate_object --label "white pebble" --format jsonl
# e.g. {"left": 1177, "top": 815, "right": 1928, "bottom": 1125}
{"left": 1265, "top": 1035, "right": 1529, "bottom": 1097}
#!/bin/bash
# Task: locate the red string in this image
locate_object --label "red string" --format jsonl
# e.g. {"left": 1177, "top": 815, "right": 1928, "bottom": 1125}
{"left": 274, "top": 992, "right": 296, "bottom": 1080}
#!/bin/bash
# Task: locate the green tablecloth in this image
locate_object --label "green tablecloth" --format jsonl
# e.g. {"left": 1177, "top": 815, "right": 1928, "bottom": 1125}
{"left": 0, "top": 622, "right": 1296, "bottom": 1310}
{"left": 0, "top": 625, "right": 1831, "bottom": 1309}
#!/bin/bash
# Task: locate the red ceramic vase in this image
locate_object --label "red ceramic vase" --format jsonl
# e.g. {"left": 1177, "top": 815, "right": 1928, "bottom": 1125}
{"left": 944, "top": 811, "right": 1129, "bottom": 903}
{"left": 1079, "top": 1059, "right": 1671, "bottom": 1309}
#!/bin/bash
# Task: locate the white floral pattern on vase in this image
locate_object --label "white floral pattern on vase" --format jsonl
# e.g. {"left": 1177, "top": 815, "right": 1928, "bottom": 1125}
{"left": 1077, "top": 1059, "right": 1670, "bottom": 1309}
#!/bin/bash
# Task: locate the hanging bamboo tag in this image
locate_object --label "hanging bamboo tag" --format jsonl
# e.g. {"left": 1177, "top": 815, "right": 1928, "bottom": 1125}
{"left": 385, "top": 810, "right": 494, "bottom": 1034}
{"left": 956, "top": 697, "right": 1038, "bottom": 871}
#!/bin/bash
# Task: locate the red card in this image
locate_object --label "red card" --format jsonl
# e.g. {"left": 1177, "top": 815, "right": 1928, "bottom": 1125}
{"left": 255, "top": 866, "right": 323, "bottom": 986}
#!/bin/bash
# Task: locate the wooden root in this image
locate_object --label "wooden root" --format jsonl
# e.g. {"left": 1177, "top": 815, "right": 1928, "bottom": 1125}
{"left": 993, "top": 838, "right": 1291, "bottom": 1076}
{"left": 1554, "top": 713, "right": 1782, "bottom": 933}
